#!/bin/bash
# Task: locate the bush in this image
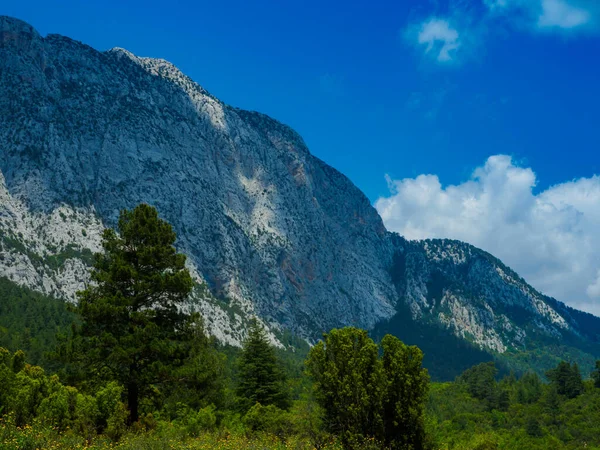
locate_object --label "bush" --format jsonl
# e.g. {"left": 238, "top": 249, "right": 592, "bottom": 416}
{"left": 175, "top": 404, "right": 218, "bottom": 436}
{"left": 243, "top": 403, "right": 292, "bottom": 438}
{"left": 38, "top": 380, "right": 77, "bottom": 430}
{"left": 95, "top": 382, "right": 128, "bottom": 440}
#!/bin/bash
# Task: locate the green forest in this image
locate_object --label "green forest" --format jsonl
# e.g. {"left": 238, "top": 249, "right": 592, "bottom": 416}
{"left": 1, "top": 204, "right": 600, "bottom": 450}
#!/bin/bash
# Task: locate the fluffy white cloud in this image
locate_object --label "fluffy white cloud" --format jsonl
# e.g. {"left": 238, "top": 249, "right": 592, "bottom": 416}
{"left": 538, "top": 0, "right": 592, "bottom": 29}
{"left": 414, "top": 18, "right": 461, "bottom": 63}
{"left": 375, "top": 155, "right": 600, "bottom": 316}
{"left": 486, "top": 0, "right": 596, "bottom": 31}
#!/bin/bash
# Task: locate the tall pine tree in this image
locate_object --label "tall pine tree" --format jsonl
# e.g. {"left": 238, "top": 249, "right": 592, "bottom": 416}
{"left": 60, "top": 204, "right": 194, "bottom": 423}
{"left": 236, "top": 319, "right": 290, "bottom": 412}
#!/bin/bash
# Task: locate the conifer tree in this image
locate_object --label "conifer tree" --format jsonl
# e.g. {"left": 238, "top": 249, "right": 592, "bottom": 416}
{"left": 592, "top": 361, "right": 600, "bottom": 388}
{"left": 236, "top": 319, "right": 290, "bottom": 411}
{"left": 60, "top": 204, "right": 194, "bottom": 423}
{"left": 546, "top": 361, "right": 584, "bottom": 399}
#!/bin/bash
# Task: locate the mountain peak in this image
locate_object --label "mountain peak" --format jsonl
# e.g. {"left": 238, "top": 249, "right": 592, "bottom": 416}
{"left": 0, "top": 16, "right": 45, "bottom": 66}
{"left": 0, "top": 16, "right": 38, "bottom": 35}
{"left": 0, "top": 15, "right": 41, "bottom": 45}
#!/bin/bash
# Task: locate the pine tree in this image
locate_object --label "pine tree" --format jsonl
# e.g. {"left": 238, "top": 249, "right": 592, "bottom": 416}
{"left": 592, "top": 361, "right": 600, "bottom": 388}
{"left": 59, "top": 204, "right": 194, "bottom": 423}
{"left": 546, "top": 361, "right": 584, "bottom": 399}
{"left": 566, "top": 363, "right": 584, "bottom": 398}
{"left": 236, "top": 319, "right": 290, "bottom": 412}
{"left": 544, "top": 386, "right": 560, "bottom": 424}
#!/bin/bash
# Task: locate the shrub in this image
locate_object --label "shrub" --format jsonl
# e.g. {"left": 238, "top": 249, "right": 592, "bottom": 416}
{"left": 243, "top": 402, "right": 292, "bottom": 438}
{"left": 176, "top": 404, "right": 218, "bottom": 437}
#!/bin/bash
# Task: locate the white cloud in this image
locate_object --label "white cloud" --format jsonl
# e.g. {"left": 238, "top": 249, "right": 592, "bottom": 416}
{"left": 588, "top": 271, "right": 600, "bottom": 298}
{"left": 484, "top": 0, "right": 509, "bottom": 9}
{"left": 538, "top": 0, "right": 591, "bottom": 29}
{"left": 414, "top": 18, "right": 461, "bottom": 63}
{"left": 375, "top": 155, "right": 600, "bottom": 316}
{"left": 485, "top": 0, "right": 596, "bottom": 31}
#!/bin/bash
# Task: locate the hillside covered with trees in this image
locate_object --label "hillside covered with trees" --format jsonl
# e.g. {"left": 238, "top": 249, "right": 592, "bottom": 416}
{"left": 1, "top": 205, "right": 600, "bottom": 449}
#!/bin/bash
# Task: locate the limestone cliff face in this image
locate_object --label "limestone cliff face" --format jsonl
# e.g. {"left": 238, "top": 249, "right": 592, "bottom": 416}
{"left": 0, "top": 16, "right": 396, "bottom": 343}
{"left": 1, "top": 16, "right": 598, "bottom": 358}
{"left": 389, "top": 237, "right": 600, "bottom": 357}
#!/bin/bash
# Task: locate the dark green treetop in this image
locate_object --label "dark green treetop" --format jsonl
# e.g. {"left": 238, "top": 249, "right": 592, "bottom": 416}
{"left": 545, "top": 361, "right": 584, "bottom": 399}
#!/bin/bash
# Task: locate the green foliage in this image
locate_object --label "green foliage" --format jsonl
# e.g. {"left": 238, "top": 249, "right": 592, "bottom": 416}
{"left": 458, "top": 362, "right": 510, "bottom": 411}
{"left": 426, "top": 360, "right": 600, "bottom": 450}
{"left": 162, "top": 317, "right": 226, "bottom": 413}
{"left": 545, "top": 361, "right": 584, "bottom": 399}
{"left": 0, "top": 276, "right": 74, "bottom": 369}
{"left": 307, "top": 327, "right": 385, "bottom": 447}
{"left": 591, "top": 360, "right": 600, "bottom": 388}
{"left": 175, "top": 404, "right": 218, "bottom": 436}
{"left": 59, "top": 204, "right": 195, "bottom": 423}
{"left": 381, "top": 334, "right": 429, "bottom": 450}
{"left": 4, "top": 338, "right": 600, "bottom": 449}
{"left": 515, "top": 371, "right": 543, "bottom": 404}
{"left": 243, "top": 403, "right": 292, "bottom": 437}
{"left": 307, "top": 327, "right": 429, "bottom": 449}
{"left": 236, "top": 320, "right": 290, "bottom": 412}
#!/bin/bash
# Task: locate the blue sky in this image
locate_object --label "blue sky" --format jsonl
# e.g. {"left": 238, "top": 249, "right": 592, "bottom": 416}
{"left": 4, "top": 0, "right": 600, "bottom": 313}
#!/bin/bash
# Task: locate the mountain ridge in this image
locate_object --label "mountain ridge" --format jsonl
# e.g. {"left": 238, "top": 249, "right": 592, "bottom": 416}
{"left": 1, "top": 15, "right": 599, "bottom": 378}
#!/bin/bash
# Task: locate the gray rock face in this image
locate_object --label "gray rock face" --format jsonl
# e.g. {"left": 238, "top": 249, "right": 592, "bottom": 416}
{"left": 0, "top": 16, "right": 396, "bottom": 341}
{"left": 391, "top": 238, "right": 580, "bottom": 353}
{"left": 1, "top": 16, "right": 598, "bottom": 358}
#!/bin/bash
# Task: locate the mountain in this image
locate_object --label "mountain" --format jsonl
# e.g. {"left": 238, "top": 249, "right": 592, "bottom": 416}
{"left": 1, "top": 16, "right": 599, "bottom": 379}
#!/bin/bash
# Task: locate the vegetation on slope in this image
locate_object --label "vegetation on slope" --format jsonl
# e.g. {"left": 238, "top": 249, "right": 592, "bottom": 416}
{"left": 3, "top": 203, "right": 600, "bottom": 449}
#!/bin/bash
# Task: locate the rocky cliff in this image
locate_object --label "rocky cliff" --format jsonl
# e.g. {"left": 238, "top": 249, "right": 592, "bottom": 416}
{"left": 1, "top": 16, "right": 598, "bottom": 371}
{"left": 0, "top": 16, "right": 397, "bottom": 344}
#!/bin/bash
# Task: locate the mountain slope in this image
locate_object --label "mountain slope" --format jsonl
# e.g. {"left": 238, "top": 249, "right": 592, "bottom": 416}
{"left": 0, "top": 15, "right": 396, "bottom": 341}
{"left": 1, "top": 16, "right": 599, "bottom": 378}
{"left": 376, "top": 236, "right": 600, "bottom": 378}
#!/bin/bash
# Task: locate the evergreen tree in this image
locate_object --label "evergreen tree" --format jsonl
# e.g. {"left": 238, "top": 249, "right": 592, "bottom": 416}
{"left": 236, "top": 319, "right": 290, "bottom": 412}
{"left": 516, "top": 372, "right": 543, "bottom": 404}
{"left": 566, "top": 362, "right": 584, "bottom": 398}
{"left": 544, "top": 385, "right": 560, "bottom": 424}
{"left": 592, "top": 361, "right": 600, "bottom": 388}
{"left": 459, "top": 361, "right": 504, "bottom": 409}
{"left": 59, "top": 204, "right": 194, "bottom": 423}
{"left": 546, "top": 361, "right": 584, "bottom": 399}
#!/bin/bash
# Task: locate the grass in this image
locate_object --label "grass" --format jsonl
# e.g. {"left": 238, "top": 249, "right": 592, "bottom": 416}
{"left": 0, "top": 420, "right": 346, "bottom": 450}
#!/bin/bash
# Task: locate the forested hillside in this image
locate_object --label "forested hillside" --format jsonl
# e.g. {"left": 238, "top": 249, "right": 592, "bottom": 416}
{"left": 1, "top": 204, "right": 600, "bottom": 450}
{"left": 0, "top": 277, "right": 74, "bottom": 368}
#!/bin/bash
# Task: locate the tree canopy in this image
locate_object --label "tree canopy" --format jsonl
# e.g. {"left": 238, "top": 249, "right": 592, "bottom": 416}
{"left": 306, "top": 327, "right": 429, "bottom": 449}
